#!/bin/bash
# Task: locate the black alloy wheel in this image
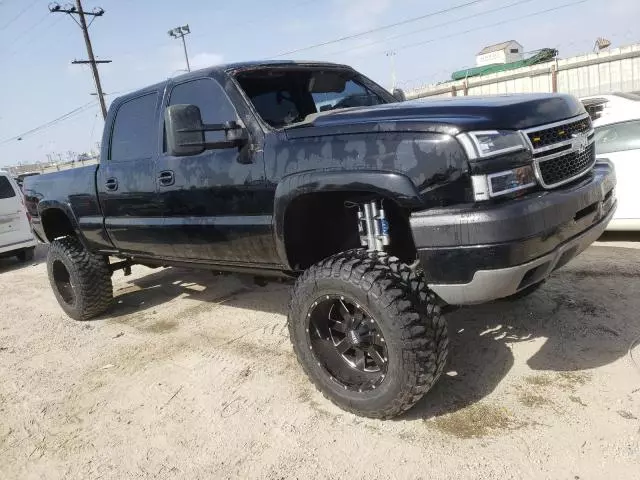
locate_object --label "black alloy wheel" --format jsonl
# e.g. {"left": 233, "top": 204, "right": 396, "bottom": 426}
{"left": 307, "top": 295, "right": 388, "bottom": 392}
{"left": 288, "top": 249, "right": 449, "bottom": 419}
{"left": 52, "top": 259, "right": 75, "bottom": 305}
{"left": 46, "top": 237, "right": 113, "bottom": 320}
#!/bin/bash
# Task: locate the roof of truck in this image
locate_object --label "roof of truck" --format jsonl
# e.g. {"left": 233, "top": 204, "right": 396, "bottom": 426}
{"left": 222, "top": 60, "right": 351, "bottom": 72}
{"left": 116, "top": 60, "right": 352, "bottom": 102}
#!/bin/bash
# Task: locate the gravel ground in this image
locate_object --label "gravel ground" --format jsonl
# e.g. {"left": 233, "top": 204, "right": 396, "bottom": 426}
{"left": 1, "top": 240, "right": 639, "bottom": 480}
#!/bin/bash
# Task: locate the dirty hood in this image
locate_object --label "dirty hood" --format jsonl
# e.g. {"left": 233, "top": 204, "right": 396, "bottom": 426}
{"left": 285, "top": 93, "right": 586, "bottom": 138}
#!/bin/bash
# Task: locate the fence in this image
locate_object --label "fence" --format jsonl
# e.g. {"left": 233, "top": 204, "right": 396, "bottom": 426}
{"left": 405, "top": 43, "right": 640, "bottom": 100}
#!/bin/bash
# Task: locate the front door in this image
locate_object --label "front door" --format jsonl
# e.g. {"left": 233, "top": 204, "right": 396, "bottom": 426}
{"left": 97, "top": 91, "right": 162, "bottom": 255}
{"left": 153, "top": 77, "right": 278, "bottom": 264}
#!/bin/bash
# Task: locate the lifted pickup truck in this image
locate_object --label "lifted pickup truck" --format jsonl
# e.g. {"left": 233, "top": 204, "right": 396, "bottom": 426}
{"left": 24, "top": 61, "right": 616, "bottom": 419}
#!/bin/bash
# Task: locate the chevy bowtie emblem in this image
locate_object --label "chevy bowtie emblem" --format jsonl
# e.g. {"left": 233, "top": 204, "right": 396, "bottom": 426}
{"left": 571, "top": 132, "right": 589, "bottom": 153}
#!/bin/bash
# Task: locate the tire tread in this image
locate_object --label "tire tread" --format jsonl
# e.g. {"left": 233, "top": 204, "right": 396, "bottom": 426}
{"left": 47, "top": 237, "right": 113, "bottom": 320}
{"left": 288, "top": 249, "right": 448, "bottom": 419}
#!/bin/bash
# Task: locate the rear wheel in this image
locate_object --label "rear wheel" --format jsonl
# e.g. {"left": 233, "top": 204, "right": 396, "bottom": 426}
{"left": 288, "top": 249, "right": 448, "bottom": 419}
{"left": 46, "top": 237, "right": 113, "bottom": 320}
{"left": 15, "top": 247, "right": 35, "bottom": 263}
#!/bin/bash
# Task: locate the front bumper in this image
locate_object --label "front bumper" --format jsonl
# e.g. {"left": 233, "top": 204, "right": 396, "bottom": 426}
{"left": 410, "top": 161, "right": 616, "bottom": 305}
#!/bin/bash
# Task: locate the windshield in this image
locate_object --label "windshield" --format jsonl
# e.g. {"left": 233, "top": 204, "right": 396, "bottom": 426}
{"left": 234, "top": 68, "right": 392, "bottom": 128}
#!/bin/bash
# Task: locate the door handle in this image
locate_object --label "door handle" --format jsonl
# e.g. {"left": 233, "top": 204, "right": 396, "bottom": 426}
{"left": 158, "top": 170, "right": 175, "bottom": 186}
{"left": 105, "top": 178, "right": 118, "bottom": 191}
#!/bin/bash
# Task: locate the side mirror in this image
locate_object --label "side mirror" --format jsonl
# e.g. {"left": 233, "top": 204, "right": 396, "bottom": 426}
{"left": 165, "top": 104, "right": 206, "bottom": 157}
{"left": 392, "top": 88, "right": 406, "bottom": 102}
{"left": 165, "top": 104, "right": 249, "bottom": 157}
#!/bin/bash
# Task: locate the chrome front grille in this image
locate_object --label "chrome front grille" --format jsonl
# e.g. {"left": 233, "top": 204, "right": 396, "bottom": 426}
{"left": 523, "top": 114, "right": 596, "bottom": 189}
{"left": 526, "top": 116, "right": 592, "bottom": 149}
{"left": 537, "top": 143, "right": 595, "bottom": 187}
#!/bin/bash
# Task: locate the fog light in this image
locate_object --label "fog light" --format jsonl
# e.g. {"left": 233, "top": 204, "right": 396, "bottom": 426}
{"left": 472, "top": 165, "right": 536, "bottom": 201}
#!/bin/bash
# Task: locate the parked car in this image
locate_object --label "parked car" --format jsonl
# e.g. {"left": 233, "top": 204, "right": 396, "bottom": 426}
{"left": 581, "top": 94, "right": 640, "bottom": 230}
{"left": 0, "top": 171, "right": 36, "bottom": 263}
{"left": 14, "top": 172, "right": 40, "bottom": 191}
{"left": 24, "top": 61, "right": 616, "bottom": 419}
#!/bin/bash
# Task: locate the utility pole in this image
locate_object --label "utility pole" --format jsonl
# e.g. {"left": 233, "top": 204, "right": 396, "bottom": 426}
{"left": 385, "top": 51, "right": 397, "bottom": 91}
{"left": 49, "top": 1, "right": 110, "bottom": 119}
{"left": 168, "top": 25, "right": 191, "bottom": 72}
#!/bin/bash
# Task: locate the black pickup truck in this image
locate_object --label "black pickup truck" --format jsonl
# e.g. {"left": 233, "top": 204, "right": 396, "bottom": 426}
{"left": 24, "top": 61, "right": 616, "bottom": 419}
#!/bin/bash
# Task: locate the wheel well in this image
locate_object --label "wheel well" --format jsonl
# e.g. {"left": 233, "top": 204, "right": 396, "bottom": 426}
{"left": 41, "top": 208, "right": 76, "bottom": 242}
{"left": 283, "top": 192, "right": 416, "bottom": 271}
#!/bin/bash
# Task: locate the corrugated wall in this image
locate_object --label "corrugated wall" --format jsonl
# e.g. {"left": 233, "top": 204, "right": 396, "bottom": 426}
{"left": 407, "top": 43, "right": 640, "bottom": 100}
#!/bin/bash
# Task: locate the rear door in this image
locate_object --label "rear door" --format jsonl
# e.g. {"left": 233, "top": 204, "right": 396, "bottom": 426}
{"left": 0, "top": 174, "right": 32, "bottom": 249}
{"left": 97, "top": 92, "right": 162, "bottom": 255}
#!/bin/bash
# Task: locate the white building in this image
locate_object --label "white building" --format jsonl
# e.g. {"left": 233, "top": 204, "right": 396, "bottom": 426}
{"left": 476, "top": 40, "right": 523, "bottom": 67}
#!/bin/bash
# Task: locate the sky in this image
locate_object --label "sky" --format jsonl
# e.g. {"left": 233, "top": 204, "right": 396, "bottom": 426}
{"left": 1, "top": 0, "right": 639, "bottom": 167}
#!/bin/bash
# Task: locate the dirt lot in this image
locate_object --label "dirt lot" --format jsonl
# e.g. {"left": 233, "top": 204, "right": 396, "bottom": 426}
{"left": 1, "top": 240, "right": 639, "bottom": 480}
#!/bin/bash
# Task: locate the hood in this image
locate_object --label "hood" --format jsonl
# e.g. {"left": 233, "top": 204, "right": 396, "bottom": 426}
{"left": 285, "top": 93, "right": 586, "bottom": 139}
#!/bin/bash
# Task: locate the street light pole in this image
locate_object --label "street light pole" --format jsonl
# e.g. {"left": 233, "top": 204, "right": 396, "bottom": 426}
{"left": 180, "top": 34, "right": 190, "bottom": 72}
{"left": 385, "top": 51, "right": 397, "bottom": 92}
{"left": 168, "top": 24, "right": 191, "bottom": 72}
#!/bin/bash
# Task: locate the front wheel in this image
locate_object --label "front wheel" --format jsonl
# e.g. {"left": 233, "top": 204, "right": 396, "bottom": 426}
{"left": 288, "top": 250, "right": 448, "bottom": 419}
{"left": 47, "top": 237, "right": 113, "bottom": 320}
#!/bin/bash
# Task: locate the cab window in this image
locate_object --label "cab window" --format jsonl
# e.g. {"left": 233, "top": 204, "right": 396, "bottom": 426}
{"left": 109, "top": 93, "right": 158, "bottom": 161}
{"left": 235, "top": 69, "right": 390, "bottom": 128}
{"left": 166, "top": 78, "right": 239, "bottom": 147}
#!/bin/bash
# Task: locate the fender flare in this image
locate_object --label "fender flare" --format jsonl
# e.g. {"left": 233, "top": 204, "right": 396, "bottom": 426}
{"left": 273, "top": 170, "right": 423, "bottom": 269}
{"left": 37, "top": 200, "right": 89, "bottom": 248}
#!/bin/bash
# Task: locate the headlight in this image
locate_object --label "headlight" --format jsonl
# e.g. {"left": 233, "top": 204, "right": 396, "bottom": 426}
{"left": 458, "top": 130, "right": 527, "bottom": 158}
{"left": 471, "top": 165, "right": 537, "bottom": 201}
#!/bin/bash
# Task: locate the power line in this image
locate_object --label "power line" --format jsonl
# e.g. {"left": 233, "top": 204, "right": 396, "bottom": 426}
{"left": 390, "top": 0, "right": 589, "bottom": 54}
{"left": 333, "top": 0, "right": 589, "bottom": 63}
{"left": 273, "top": 0, "right": 489, "bottom": 57}
{"left": 4, "top": 10, "right": 51, "bottom": 49}
{"left": 0, "top": 85, "right": 138, "bottom": 147}
{"left": 321, "top": 0, "right": 537, "bottom": 58}
{"left": 110, "top": 0, "right": 319, "bottom": 63}
{"left": 3, "top": 14, "right": 65, "bottom": 60}
{"left": 0, "top": 101, "right": 97, "bottom": 145}
{"left": 0, "top": 0, "right": 39, "bottom": 31}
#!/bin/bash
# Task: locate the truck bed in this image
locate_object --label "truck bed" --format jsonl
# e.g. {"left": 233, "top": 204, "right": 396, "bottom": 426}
{"left": 23, "top": 165, "right": 103, "bottom": 245}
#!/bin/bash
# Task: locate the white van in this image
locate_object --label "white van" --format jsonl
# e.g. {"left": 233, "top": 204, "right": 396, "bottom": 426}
{"left": 0, "top": 171, "right": 36, "bottom": 262}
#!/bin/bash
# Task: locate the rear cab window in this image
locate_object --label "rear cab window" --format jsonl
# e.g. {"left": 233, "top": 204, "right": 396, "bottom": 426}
{"left": 109, "top": 93, "right": 158, "bottom": 161}
{"left": 234, "top": 68, "right": 393, "bottom": 128}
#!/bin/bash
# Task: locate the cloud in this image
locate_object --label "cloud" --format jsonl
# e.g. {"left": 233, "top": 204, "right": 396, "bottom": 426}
{"left": 189, "top": 52, "right": 224, "bottom": 70}
{"left": 333, "top": 0, "right": 391, "bottom": 33}
{"left": 167, "top": 45, "right": 224, "bottom": 73}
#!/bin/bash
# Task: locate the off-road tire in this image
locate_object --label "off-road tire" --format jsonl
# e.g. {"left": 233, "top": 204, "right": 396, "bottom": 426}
{"left": 288, "top": 249, "right": 448, "bottom": 419}
{"left": 47, "top": 237, "right": 113, "bottom": 321}
{"left": 15, "top": 246, "right": 35, "bottom": 263}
